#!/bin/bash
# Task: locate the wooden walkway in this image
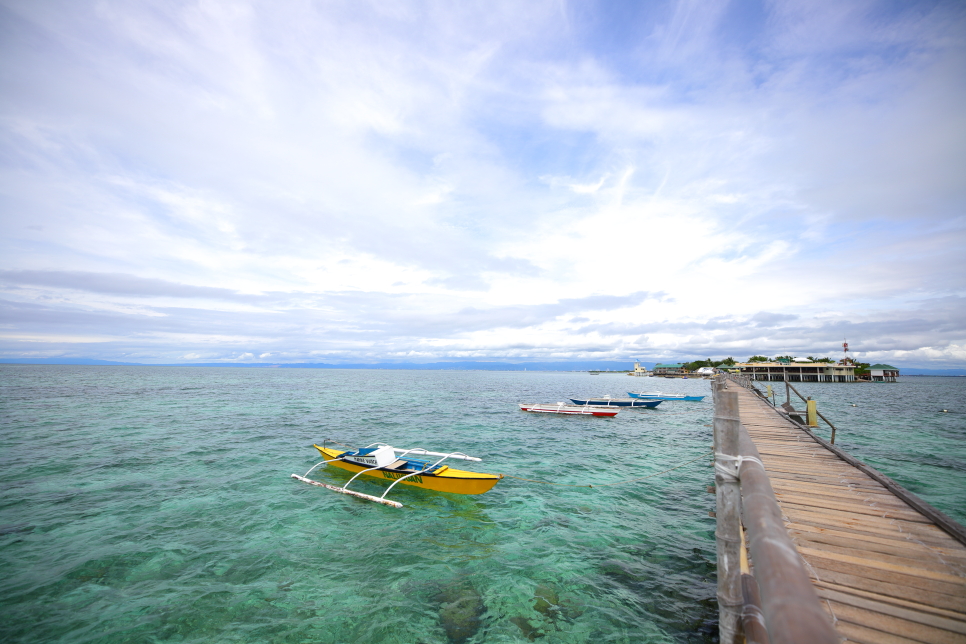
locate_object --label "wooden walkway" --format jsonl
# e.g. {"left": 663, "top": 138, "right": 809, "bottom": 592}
{"left": 729, "top": 382, "right": 966, "bottom": 644}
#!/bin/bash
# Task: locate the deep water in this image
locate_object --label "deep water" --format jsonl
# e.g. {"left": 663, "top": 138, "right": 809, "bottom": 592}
{"left": 1, "top": 367, "right": 963, "bottom": 643}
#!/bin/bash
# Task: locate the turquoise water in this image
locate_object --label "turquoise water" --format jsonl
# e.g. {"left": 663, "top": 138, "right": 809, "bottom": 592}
{"left": 1, "top": 367, "right": 963, "bottom": 643}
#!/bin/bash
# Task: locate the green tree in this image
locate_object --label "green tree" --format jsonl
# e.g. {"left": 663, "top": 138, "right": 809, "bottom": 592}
{"left": 683, "top": 359, "right": 712, "bottom": 371}
{"left": 807, "top": 356, "right": 835, "bottom": 363}
{"left": 748, "top": 355, "right": 770, "bottom": 362}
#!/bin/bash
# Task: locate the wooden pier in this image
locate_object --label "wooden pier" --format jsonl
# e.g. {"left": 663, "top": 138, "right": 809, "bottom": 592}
{"left": 713, "top": 378, "right": 966, "bottom": 644}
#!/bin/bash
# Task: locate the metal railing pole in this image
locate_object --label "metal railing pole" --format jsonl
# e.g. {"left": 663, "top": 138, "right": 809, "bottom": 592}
{"left": 714, "top": 386, "right": 743, "bottom": 643}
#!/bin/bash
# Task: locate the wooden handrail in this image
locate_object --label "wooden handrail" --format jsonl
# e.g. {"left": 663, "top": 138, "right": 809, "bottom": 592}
{"left": 713, "top": 385, "right": 743, "bottom": 642}
{"left": 736, "top": 424, "right": 840, "bottom": 644}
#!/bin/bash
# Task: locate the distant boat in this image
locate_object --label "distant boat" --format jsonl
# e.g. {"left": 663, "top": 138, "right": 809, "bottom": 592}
{"left": 519, "top": 403, "right": 618, "bottom": 417}
{"left": 627, "top": 391, "right": 705, "bottom": 401}
{"left": 570, "top": 397, "right": 662, "bottom": 408}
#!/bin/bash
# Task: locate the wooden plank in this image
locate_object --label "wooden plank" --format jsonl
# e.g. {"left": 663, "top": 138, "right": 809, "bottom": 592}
{"left": 805, "top": 557, "right": 966, "bottom": 600}
{"left": 814, "top": 584, "right": 966, "bottom": 634}
{"left": 756, "top": 461, "right": 867, "bottom": 477}
{"left": 782, "top": 503, "right": 946, "bottom": 543}
{"left": 797, "top": 547, "right": 966, "bottom": 584}
{"left": 756, "top": 450, "right": 842, "bottom": 462}
{"left": 768, "top": 476, "right": 901, "bottom": 497}
{"left": 788, "top": 524, "right": 966, "bottom": 564}
{"left": 834, "top": 620, "right": 941, "bottom": 644}
{"left": 824, "top": 600, "right": 965, "bottom": 644}
{"left": 813, "top": 579, "right": 966, "bottom": 623}
{"left": 792, "top": 536, "right": 962, "bottom": 575}
{"left": 767, "top": 473, "right": 886, "bottom": 491}
{"left": 776, "top": 493, "right": 932, "bottom": 522}
{"left": 760, "top": 468, "right": 876, "bottom": 486}
{"left": 771, "top": 482, "right": 913, "bottom": 507}
{"left": 811, "top": 566, "right": 966, "bottom": 613}
{"left": 785, "top": 510, "right": 961, "bottom": 549}
{"left": 788, "top": 523, "right": 966, "bottom": 561}
{"left": 781, "top": 503, "right": 946, "bottom": 532}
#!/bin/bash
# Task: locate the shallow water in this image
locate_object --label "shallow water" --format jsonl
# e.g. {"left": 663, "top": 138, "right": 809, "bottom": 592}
{"left": 1, "top": 367, "right": 963, "bottom": 643}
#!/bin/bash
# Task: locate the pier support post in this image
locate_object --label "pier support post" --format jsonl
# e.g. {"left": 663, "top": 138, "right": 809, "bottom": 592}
{"left": 806, "top": 399, "right": 818, "bottom": 427}
{"left": 714, "top": 385, "right": 743, "bottom": 644}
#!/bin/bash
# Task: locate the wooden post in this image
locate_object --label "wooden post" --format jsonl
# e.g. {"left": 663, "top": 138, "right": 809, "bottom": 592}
{"left": 806, "top": 399, "right": 818, "bottom": 427}
{"left": 714, "top": 387, "right": 743, "bottom": 643}
{"left": 741, "top": 574, "right": 770, "bottom": 644}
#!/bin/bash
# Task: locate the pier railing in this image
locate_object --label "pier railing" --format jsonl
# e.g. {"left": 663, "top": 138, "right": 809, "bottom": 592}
{"left": 711, "top": 376, "right": 839, "bottom": 644}
{"left": 719, "top": 373, "right": 966, "bottom": 550}
{"left": 724, "top": 373, "right": 841, "bottom": 443}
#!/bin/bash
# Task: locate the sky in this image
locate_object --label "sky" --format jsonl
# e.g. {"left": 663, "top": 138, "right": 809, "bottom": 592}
{"left": 1, "top": 0, "right": 964, "bottom": 366}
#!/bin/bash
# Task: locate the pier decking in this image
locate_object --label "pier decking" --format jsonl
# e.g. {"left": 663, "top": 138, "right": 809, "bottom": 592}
{"left": 727, "top": 380, "right": 966, "bottom": 644}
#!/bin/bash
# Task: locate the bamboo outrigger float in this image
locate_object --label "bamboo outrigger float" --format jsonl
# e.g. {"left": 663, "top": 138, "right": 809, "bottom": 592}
{"left": 291, "top": 442, "right": 502, "bottom": 508}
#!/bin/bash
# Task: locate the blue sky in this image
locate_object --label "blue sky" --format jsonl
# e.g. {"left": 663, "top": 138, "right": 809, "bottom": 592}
{"left": 1, "top": 0, "right": 964, "bottom": 366}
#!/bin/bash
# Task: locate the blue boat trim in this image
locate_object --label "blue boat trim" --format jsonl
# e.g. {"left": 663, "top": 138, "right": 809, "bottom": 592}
{"left": 569, "top": 398, "right": 662, "bottom": 408}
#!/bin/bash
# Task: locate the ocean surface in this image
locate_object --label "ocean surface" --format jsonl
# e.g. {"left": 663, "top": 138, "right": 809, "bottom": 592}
{"left": 1, "top": 366, "right": 963, "bottom": 644}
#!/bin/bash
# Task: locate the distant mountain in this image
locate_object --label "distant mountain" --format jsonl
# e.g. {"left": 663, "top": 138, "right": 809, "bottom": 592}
{"left": 4, "top": 359, "right": 963, "bottom": 374}
{"left": 0, "top": 358, "right": 142, "bottom": 366}
{"left": 0, "top": 359, "right": 654, "bottom": 371}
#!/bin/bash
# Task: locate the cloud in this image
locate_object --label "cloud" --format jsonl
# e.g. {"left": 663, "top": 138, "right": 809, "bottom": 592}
{"left": 751, "top": 312, "right": 800, "bottom": 327}
{"left": 0, "top": 0, "right": 963, "bottom": 366}
{"left": 0, "top": 270, "right": 251, "bottom": 300}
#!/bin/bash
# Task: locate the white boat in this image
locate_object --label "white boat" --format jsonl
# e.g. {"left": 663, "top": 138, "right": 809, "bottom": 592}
{"left": 627, "top": 391, "right": 705, "bottom": 401}
{"left": 519, "top": 403, "right": 619, "bottom": 417}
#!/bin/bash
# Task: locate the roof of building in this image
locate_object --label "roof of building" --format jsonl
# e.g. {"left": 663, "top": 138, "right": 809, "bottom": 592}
{"left": 735, "top": 361, "right": 854, "bottom": 368}
{"left": 869, "top": 364, "right": 899, "bottom": 371}
{"left": 654, "top": 363, "right": 684, "bottom": 368}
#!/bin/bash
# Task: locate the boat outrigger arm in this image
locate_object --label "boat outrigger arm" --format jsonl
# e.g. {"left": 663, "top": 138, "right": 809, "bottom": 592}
{"left": 290, "top": 444, "right": 482, "bottom": 508}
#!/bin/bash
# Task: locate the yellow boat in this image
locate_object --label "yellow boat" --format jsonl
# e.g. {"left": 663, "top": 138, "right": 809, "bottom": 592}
{"left": 291, "top": 442, "right": 502, "bottom": 507}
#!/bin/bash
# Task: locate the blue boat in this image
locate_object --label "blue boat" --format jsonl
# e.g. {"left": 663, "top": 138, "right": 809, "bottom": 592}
{"left": 570, "top": 397, "right": 662, "bottom": 408}
{"left": 627, "top": 391, "right": 705, "bottom": 402}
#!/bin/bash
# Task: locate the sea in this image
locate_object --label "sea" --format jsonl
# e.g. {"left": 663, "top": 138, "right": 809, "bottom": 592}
{"left": 1, "top": 366, "right": 963, "bottom": 644}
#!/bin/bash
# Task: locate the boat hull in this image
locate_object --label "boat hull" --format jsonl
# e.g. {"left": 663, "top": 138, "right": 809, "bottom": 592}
{"left": 519, "top": 403, "right": 619, "bottom": 417}
{"left": 313, "top": 446, "right": 502, "bottom": 495}
{"left": 569, "top": 398, "right": 661, "bottom": 408}
{"left": 627, "top": 392, "right": 705, "bottom": 401}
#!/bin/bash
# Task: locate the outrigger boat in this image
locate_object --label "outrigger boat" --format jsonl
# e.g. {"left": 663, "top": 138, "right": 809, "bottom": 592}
{"left": 519, "top": 403, "right": 619, "bottom": 417}
{"left": 627, "top": 391, "right": 705, "bottom": 402}
{"left": 291, "top": 442, "right": 502, "bottom": 508}
{"left": 570, "top": 397, "right": 662, "bottom": 408}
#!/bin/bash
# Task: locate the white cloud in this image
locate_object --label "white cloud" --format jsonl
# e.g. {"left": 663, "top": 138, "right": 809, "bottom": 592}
{"left": 0, "top": 0, "right": 963, "bottom": 366}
